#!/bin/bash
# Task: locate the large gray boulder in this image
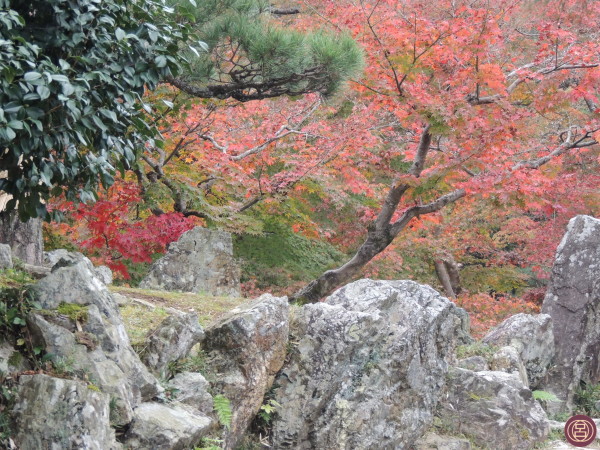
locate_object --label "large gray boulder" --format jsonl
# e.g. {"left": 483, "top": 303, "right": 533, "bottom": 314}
{"left": 541, "top": 215, "right": 600, "bottom": 412}
{"left": 140, "top": 227, "right": 240, "bottom": 296}
{"left": 271, "top": 279, "right": 468, "bottom": 450}
{"left": 483, "top": 313, "right": 554, "bottom": 389}
{"left": 123, "top": 402, "right": 212, "bottom": 450}
{"left": 11, "top": 374, "right": 120, "bottom": 450}
{"left": 141, "top": 312, "right": 205, "bottom": 377}
{"left": 437, "top": 368, "right": 549, "bottom": 449}
{"left": 29, "top": 254, "right": 160, "bottom": 425}
{"left": 203, "top": 294, "right": 289, "bottom": 449}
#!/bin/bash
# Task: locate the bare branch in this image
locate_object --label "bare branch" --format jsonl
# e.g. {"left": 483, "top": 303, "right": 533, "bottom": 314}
{"left": 270, "top": 7, "right": 300, "bottom": 15}
{"left": 390, "top": 189, "right": 466, "bottom": 236}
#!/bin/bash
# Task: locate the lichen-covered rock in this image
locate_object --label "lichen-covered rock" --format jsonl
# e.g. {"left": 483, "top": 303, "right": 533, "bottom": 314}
{"left": 0, "top": 243, "right": 12, "bottom": 269}
{"left": 541, "top": 215, "right": 600, "bottom": 412}
{"left": 203, "top": 294, "right": 289, "bottom": 449}
{"left": 271, "top": 279, "right": 467, "bottom": 450}
{"left": 0, "top": 341, "right": 29, "bottom": 373}
{"left": 123, "top": 402, "right": 212, "bottom": 450}
{"left": 29, "top": 255, "right": 160, "bottom": 424}
{"left": 95, "top": 265, "right": 113, "bottom": 285}
{"left": 140, "top": 227, "right": 240, "bottom": 296}
{"left": 11, "top": 374, "right": 120, "bottom": 450}
{"left": 490, "top": 346, "right": 529, "bottom": 386}
{"left": 169, "top": 372, "right": 214, "bottom": 416}
{"left": 483, "top": 313, "right": 554, "bottom": 388}
{"left": 414, "top": 432, "right": 472, "bottom": 450}
{"left": 437, "top": 368, "right": 549, "bottom": 449}
{"left": 43, "top": 248, "right": 71, "bottom": 267}
{"left": 456, "top": 355, "right": 489, "bottom": 372}
{"left": 141, "top": 312, "right": 205, "bottom": 377}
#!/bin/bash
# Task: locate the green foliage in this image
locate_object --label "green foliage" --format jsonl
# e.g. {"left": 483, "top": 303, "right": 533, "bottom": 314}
{"left": 461, "top": 265, "right": 529, "bottom": 296}
{"left": 258, "top": 398, "right": 281, "bottom": 424}
{"left": 234, "top": 220, "right": 345, "bottom": 289}
{"left": 532, "top": 390, "right": 560, "bottom": 403}
{"left": 0, "top": 0, "right": 192, "bottom": 219}
{"left": 0, "top": 268, "right": 34, "bottom": 289}
{"left": 0, "top": 287, "right": 40, "bottom": 355}
{"left": 0, "top": 373, "right": 17, "bottom": 445}
{"left": 213, "top": 394, "right": 233, "bottom": 429}
{"left": 194, "top": 437, "right": 223, "bottom": 450}
{"left": 455, "top": 342, "right": 498, "bottom": 362}
{"left": 56, "top": 303, "right": 89, "bottom": 323}
{"left": 574, "top": 383, "right": 600, "bottom": 416}
{"left": 169, "top": 0, "right": 363, "bottom": 99}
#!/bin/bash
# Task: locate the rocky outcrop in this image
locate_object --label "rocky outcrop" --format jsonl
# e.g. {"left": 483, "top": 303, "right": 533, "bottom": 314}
{"left": 456, "top": 355, "right": 488, "bottom": 372}
{"left": 414, "top": 432, "right": 472, "bottom": 450}
{"left": 271, "top": 279, "right": 468, "bottom": 450}
{"left": 141, "top": 312, "right": 205, "bottom": 377}
{"left": 44, "top": 250, "right": 112, "bottom": 284}
{"left": 203, "top": 294, "right": 289, "bottom": 449}
{"left": 483, "top": 313, "right": 554, "bottom": 388}
{"left": 490, "top": 345, "right": 529, "bottom": 386}
{"left": 140, "top": 227, "right": 240, "bottom": 296}
{"left": 169, "top": 372, "right": 214, "bottom": 416}
{"left": 437, "top": 368, "right": 549, "bottom": 449}
{"left": 0, "top": 341, "right": 29, "bottom": 373}
{"left": 123, "top": 402, "right": 212, "bottom": 450}
{"left": 541, "top": 215, "right": 600, "bottom": 412}
{"left": 0, "top": 213, "right": 43, "bottom": 265}
{"left": 0, "top": 243, "right": 12, "bottom": 269}
{"left": 11, "top": 374, "right": 120, "bottom": 450}
{"left": 29, "top": 253, "right": 159, "bottom": 424}
{"left": 95, "top": 265, "right": 113, "bottom": 285}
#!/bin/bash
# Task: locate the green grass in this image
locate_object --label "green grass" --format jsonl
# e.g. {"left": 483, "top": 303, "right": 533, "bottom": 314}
{"left": 455, "top": 341, "right": 498, "bottom": 362}
{"left": 112, "top": 286, "right": 248, "bottom": 348}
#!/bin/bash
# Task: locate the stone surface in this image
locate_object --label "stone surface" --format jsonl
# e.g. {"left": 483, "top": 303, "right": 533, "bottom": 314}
{"left": 271, "top": 279, "right": 467, "bottom": 450}
{"left": 29, "top": 254, "right": 160, "bottom": 425}
{"left": 456, "top": 355, "right": 489, "bottom": 372}
{"left": 95, "top": 265, "right": 113, "bottom": 285}
{"left": 483, "top": 313, "right": 554, "bottom": 388}
{"left": 140, "top": 227, "right": 240, "bottom": 296}
{"left": 414, "top": 432, "right": 472, "bottom": 450}
{"left": 169, "top": 372, "right": 214, "bottom": 416}
{"left": 123, "top": 402, "right": 212, "bottom": 450}
{"left": 490, "top": 345, "right": 529, "bottom": 386}
{"left": 11, "top": 374, "right": 120, "bottom": 450}
{"left": 0, "top": 243, "right": 12, "bottom": 269}
{"left": 43, "top": 249, "right": 71, "bottom": 267}
{"left": 141, "top": 312, "right": 205, "bottom": 377}
{"left": 541, "top": 215, "right": 600, "bottom": 412}
{"left": 0, "top": 213, "right": 43, "bottom": 265}
{"left": 203, "top": 294, "right": 289, "bottom": 449}
{"left": 437, "top": 368, "right": 549, "bottom": 449}
{"left": 0, "top": 341, "right": 29, "bottom": 373}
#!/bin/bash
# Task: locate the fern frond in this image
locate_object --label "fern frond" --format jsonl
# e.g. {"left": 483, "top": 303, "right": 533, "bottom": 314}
{"left": 213, "top": 394, "right": 233, "bottom": 429}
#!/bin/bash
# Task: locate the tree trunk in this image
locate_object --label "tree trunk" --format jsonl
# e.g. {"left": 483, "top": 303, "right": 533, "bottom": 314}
{"left": 290, "top": 125, "right": 466, "bottom": 304}
{"left": 434, "top": 252, "right": 462, "bottom": 298}
{"left": 0, "top": 211, "right": 44, "bottom": 266}
{"left": 292, "top": 227, "right": 393, "bottom": 303}
{"left": 434, "top": 259, "right": 456, "bottom": 298}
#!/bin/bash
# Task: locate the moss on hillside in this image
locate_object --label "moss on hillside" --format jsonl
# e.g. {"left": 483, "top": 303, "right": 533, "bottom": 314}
{"left": 234, "top": 222, "right": 345, "bottom": 290}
